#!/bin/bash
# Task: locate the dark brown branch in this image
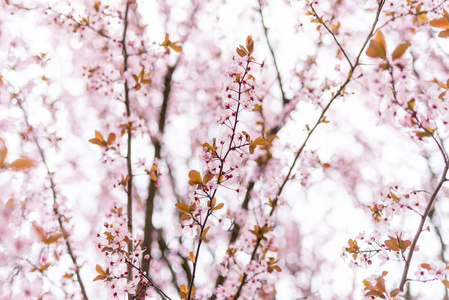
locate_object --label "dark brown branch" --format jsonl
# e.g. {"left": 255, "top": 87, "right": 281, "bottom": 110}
{"left": 120, "top": 2, "right": 134, "bottom": 295}
{"left": 139, "top": 61, "right": 180, "bottom": 299}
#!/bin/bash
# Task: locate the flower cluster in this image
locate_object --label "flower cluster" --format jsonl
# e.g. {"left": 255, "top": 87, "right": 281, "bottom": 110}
{"left": 94, "top": 204, "right": 145, "bottom": 298}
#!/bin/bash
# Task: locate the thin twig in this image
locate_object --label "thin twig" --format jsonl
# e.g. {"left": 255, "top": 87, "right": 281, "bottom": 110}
{"left": 17, "top": 99, "right": 89, "bottom": 300}
{"left": 310, "top": 4, "right": 353, "bottom": 70}
{"left": 257, "top": 0, "right": 289, "bottom": 104}
{"left": 233, "top": 1, "right": 387, "bottom": 298}
{"left": 125, "top": 259, "right": 173, "bottom": 300}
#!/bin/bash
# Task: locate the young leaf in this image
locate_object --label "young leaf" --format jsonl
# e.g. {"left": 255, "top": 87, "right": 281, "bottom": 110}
{"left": 89, "top": 130, "right": 107, "bottom": 146}
{"left": 0, "top": 137, "right": 7, "bottom": 168}
{"left": 203, "top": 172, "right": 214, "bottom": 184}
{"left": 148, "top": 164, "right": 158, "bottom": 182}
{"left": 175, "top": 199, "right": 190, "bottom": 215}
{"left": 9, "top": 157, "right": 35, "bottom": 170}
{"left": 180, "top": 214, "right": 191, "bottom": 222}
{"left": 384, "top": 234, "right": 411, "bottom": 252}
{"left": 107, "top": 133, "right": 116, "bottom": 145}
{"left": 392, "top": 41, "right": 410, "bottom": 60}
{"left": 246, "top": 35, "right": 254, "bottom": 55}
{"left": 236, "top": 45, "right": 248, "bottom": 57}
{"left": 438, "top": 30, "right": 449, "bottom": 38}
{"left": 252, "top": 136, "right": 269, "bottom": 146}
{"left": 442, "top": 279, "right": 449, "bottom": 289}
{"left": 212, "top": 202, "right": 224, "bottom": 211}
{"left": 188, "top": 251, "right": 196, "bottom": 263}
{"left": 366, "top": 30, "right": 387, "bottom": 59}
{"left": 188, "top": 170, "right": 202, "bottom": 185}
{"left": 95, "top": 130, "right": 104, "bottom": 141}
{"left": 429, "top": 8, "right": 449, "bottom": 29}
{"left": 201, "top": 226, "right": 210, "bottom": 242}
{"left": 170, "top": 43, "right": 183, "bottom": 52}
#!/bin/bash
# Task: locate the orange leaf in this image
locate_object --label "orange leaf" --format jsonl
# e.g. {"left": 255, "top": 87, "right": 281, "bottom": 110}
{"left": 392, "top": 41, "right": 410, "bottom": 60}
{"left": 188, "top": 170, "right": 202, "bottom": 185}
{"left": 390, "top": 288, "right": 401, "bottom": 297}
{"left": 252, "top": 136, "right": 269, "bottom": 146}
{"left": 203, "top": 173, "right": 214, "bottom": 184}
{"left": 201, "top": 226, "right": 210, "bottom": 242}
{"left": 107, "top": 133, "right": 116, "bottom": 145}
{"left": 10, "top": 157, "right": 35, "bottom": 170}
{"left": 236, "top": 46, "right": 248, "bottom": 58}
{"left": 169, "top": 43, "right": 183, "bottom": 52}
{"left": 161, "top": 33, "right": 170, "bottom": 48}
{"left": 438, "top": 29, "right": 449, "bottom": 38}
{"left": 366, "top": 30, "right": 387, "bottom": 59}
{"left": 95, "top": 130, "right": 104, "bottom": 142}
{"left": 33, "top": 224, "right": 46, "bottom": 241}
{"left": 188, "top": 251, "right": 195, "bottom": 263}
{"left": 212, "top": 203, "right": 224, "bottom": 211}
{"left": 429, "top": 8, "right": 449, "bottom": 29}
{"left": 44, "top": 231, "right": 63, "bottom": 244}
{"left": 88, "top": 138, "right": 104, "bottom": 146}
{"left": 175, "top": 200, "right": 190, "bottom": 215}
{"left": 93, "top": 275, "right": 106, "bottom": 282}
{"left": 443, "top": 279, "right": 449, "bottom": 289}
{"left": 385, "top": 234, "right": 411, "bottom": 252}
{"left": 180, "top": 214, "right": 191, "bottom": 222}
{"left": 0, "top": 137, "right": 7, "bottom": 168}
{"left": 148, "top": 164, "right": 158, "bottom": 182}
{"left": 246, "top": 35, "right": 254, "bottom": 55}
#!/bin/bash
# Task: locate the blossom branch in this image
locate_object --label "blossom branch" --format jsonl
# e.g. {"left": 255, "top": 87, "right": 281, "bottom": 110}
{"left": 121, "top": 1, "right": 135, "bottom": 291}
{"left": 16, "top": 99, "right": 89, "bottom": 300}
{"left": 187, "top": 58, "right": 255, "bottom": 300}
{"left": 310, "top": 4, "right": 353, "bottom": 70}
{"left": 386, "top": 67, "right": 449, "bottom": 293}
{"left": 233, "top": 2, "right": 387, "bottom": 298}
{"left": 125, "top": 258, "right": 173, "bottom": 300}
{"left": 257, "top": 0, "right": 288, "bottom": 104}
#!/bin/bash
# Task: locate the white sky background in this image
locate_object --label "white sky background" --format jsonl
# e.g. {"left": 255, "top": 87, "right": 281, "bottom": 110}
{"left": 2, "top": 0, "right": 449, "bottom": 299}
